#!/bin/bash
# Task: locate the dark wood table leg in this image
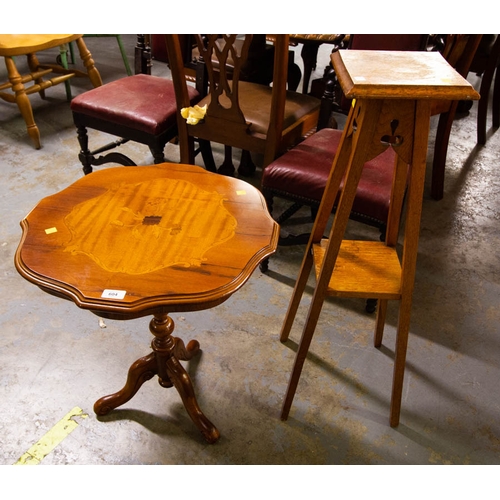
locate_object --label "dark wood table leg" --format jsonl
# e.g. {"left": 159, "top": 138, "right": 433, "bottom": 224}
{"left": 94, "top": 353, "right": 157, "bottom": 416}
{"left": 94, "top": 313, "right": 220, "bottom": 444}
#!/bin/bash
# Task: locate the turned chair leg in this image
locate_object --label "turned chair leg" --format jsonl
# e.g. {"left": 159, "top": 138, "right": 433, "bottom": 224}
{"left": 149, "top": 144, "right": 166, "bottom": 164}
{"left": 74, "top": 37, "right": 102, "bottom": 88}
{"left": 4, "top": 56, "right": 41, "bottom": 149}
{"left": 75, "top": 125, "right": 94, "bottom": 175}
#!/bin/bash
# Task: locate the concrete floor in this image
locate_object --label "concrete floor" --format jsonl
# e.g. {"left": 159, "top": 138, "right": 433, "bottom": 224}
{"left": 1, "top": 35, "right": 500, "bottom": 475}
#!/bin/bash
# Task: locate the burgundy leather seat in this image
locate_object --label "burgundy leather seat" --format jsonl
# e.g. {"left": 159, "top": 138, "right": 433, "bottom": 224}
{"left": 71, "top": 74, "right": 200, "bottom": 174}
{"left": 72, "top": 75, "right": 182, "bottom": 134}
{"left": 261, "top": 127, "right": 401, "bottom": 239}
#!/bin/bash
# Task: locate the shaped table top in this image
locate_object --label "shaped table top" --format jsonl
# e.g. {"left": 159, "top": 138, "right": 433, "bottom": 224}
{"left": 15, "top": 163, "right": 279, "bottom": 318}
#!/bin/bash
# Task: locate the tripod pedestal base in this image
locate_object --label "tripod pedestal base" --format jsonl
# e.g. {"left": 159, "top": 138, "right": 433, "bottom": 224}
{"left": 94, "top": 313, "right": 220, "bottom": 444}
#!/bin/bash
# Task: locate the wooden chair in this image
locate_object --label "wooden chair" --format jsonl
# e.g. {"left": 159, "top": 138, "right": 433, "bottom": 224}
{"left": 70, "top": 38, "right": 201, "bottom": 174}
{"left": 165, "top": 34, "right": 321, "bottom": 176}
{"left": 0, "top": 34, "right": 102, "bottom": 149}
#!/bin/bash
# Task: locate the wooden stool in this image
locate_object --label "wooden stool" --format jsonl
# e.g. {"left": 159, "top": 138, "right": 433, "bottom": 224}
{"left": 0, "top": 34, "right": 102, "bottom": 149}
{"left": 279, "top": 50, "right": 479, "bottom": 427}
{"left": 15, "top": 163, "right": 278, "bottom": 443}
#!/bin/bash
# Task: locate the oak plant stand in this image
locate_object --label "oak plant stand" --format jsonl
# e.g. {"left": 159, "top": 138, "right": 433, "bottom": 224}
{"left": 15, "top": 163, "right": 278, "bottom": 443}
{"left": 279, "top": 50, "right": 479, "bottom": 426}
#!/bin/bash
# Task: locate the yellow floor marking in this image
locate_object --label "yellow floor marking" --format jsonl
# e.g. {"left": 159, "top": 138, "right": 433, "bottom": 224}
{"left": 14, "top": 406, "right": 88, "bottom": 465}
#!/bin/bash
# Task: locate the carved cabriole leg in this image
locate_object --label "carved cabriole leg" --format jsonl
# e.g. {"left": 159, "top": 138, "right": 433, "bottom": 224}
{"left": 166, "top": 355, "right": 220, "bottom": 443}
{"left": 94, "top": 353, "right": 157, "bottom": 416}
{"left": 5, "top": 56, "right": 41, "bottom": 149}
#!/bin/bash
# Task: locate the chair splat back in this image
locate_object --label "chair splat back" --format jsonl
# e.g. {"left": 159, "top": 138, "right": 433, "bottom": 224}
{"left": 166, "top": 34, "right": 320, "bottom": 173}
{"left": 196, "top": 35, "right": 251, "bottom": 126}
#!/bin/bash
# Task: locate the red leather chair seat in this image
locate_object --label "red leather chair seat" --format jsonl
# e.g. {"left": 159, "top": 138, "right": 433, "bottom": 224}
{"left": 262, "top": 127, "right": 400, "bottom": 227}
{"left": 71, "top": 74, "right": 199, "bottom": 136}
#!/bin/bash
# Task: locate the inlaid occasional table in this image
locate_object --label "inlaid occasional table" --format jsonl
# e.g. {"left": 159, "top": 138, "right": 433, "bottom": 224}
{"left": 15, "top": 163, "right": 279, "bottom": 443}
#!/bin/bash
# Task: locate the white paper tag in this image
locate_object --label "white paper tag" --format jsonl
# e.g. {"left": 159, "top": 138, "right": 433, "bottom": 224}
{"left": 101, "top": 289, "right": 126, "bottom": 300}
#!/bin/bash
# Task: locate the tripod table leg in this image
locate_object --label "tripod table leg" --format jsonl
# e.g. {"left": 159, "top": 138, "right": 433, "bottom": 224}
{"left": 94, "top": 352, "right": 157, "bottom": 416}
